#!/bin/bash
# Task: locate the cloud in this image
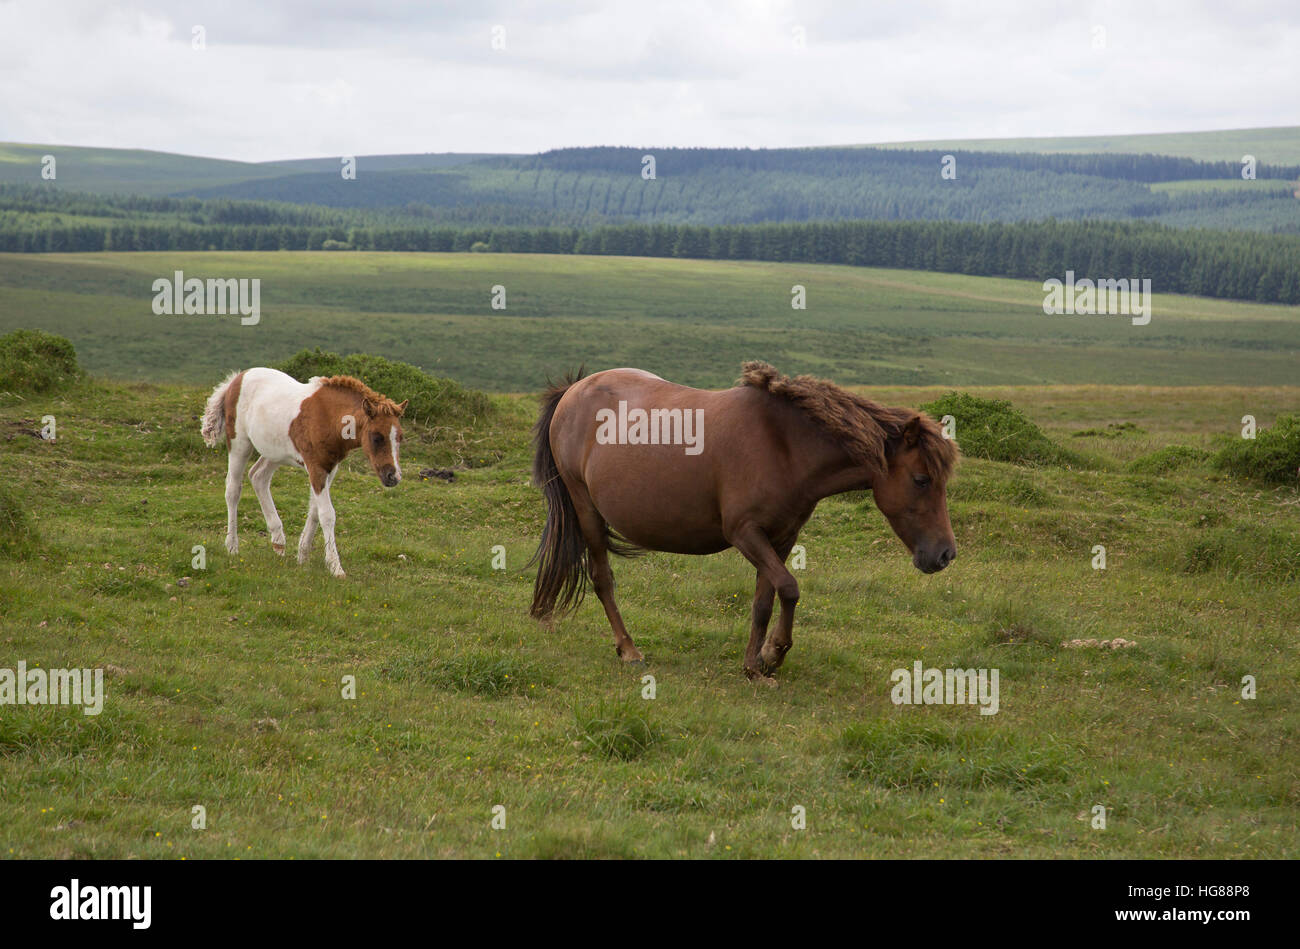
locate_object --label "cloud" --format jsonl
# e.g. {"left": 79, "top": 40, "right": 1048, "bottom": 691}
{"left": 0, "top": 0, "right": 1295, "bottom": 161}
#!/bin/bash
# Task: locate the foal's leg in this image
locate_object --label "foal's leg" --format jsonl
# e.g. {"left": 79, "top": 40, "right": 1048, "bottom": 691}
{"left": 728, "top": 525, "right": 799, "bottom": 677}
{"left": 248, "top": 457, "right": 286, "bottom": 554}
{"left": 297, "top": 494, "right": 319, "bottom": 565}
{"left": 571, "top": 486, "right": 643, "bottom": 663}
{"left": 224, "top": 437, "right": 253, "bottom": 554}
{"left": 309, "top": 465, "right": 345, "bottom": 578}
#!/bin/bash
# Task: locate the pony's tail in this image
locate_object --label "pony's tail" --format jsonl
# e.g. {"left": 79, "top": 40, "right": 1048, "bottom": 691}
{"left": 529, "top": 371, "right": 588, "bottom": 620}
{"left": 201, "top": 370, "right": 242, "bottom": 448}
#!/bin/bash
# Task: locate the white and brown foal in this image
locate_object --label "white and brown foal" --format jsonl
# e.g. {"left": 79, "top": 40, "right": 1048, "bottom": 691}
{"left": 201, "top": 368, "right": 407, "bottom": 578}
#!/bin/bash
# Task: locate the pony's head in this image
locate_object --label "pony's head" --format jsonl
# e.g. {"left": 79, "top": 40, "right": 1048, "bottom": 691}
{"left": 361, "top": 396, "right": 408, "bottom": 488}
{"left": 871, "top": 414, "right": 958, "bottom": 574}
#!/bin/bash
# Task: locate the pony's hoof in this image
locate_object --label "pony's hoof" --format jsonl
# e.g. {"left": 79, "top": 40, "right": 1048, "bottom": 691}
{"left": 331, "top": 569, "right": 347, "bottom": 579}
{"left": 745, "top": 667, "right": 780, "bottom": 687}
{"left": 272, "top": 543, "right": 285, "bottom": 555}
{"left": 225, "top": 540, "right": 238, "bottom": 555}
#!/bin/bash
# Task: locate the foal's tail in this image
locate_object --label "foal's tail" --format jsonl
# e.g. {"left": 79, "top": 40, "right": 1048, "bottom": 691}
{"left": 200, "top": 370, "right": 242, "bottom": 448}
{"left": 529, "top": 372, "right": 588, "bottom": 620}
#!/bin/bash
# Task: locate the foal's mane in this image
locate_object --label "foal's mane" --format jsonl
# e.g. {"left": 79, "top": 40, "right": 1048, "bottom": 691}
{"left": 739, "top": 362, "right": 958, "bottom": 480}
{"left": 312, "top": 375, "right": 405, "bottom": 416}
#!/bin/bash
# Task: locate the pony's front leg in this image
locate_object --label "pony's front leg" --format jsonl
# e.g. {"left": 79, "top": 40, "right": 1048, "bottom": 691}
{"left": 729, "top": 524, "right": 799, "bottom": 680}
{"left": 310, "top": 465, "right": 345, "bottom": 578}
{"left": 224, "top": 439, "right": 253, "bottom": 554}
{"left": 743, "top": 573, "right": 776, "bottom": 679}
{"left": 297, "top": 494, "right": 319, "bottom": 565}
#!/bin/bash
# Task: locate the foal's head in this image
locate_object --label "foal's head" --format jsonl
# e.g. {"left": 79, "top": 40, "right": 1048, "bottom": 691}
{"left": 361, "top": 396, "right": 408, "bottom": 488}
{"left": 871, "top": 415, "right": 958, "bottom": 574}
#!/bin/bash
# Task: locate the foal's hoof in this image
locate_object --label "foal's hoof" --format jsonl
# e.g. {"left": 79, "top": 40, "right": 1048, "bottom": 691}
{"left": 745, "top": 669, "right": 780, "bottom": 688}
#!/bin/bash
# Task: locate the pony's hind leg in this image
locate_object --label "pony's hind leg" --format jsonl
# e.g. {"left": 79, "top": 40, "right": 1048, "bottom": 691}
{"left": 248, "top": 457, "right": 286, "bottom": 554}
{"left": 224, "top": 438, "right": 253, "bottom": 554}
{"left": 572, "top": 490, "right": 643, "bottom": 663}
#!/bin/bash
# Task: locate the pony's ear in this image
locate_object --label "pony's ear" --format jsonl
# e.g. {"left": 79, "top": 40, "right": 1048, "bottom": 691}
{"left": 361, "top": 397, "right": 378, "bottom": 418}
{"left": 902, "top": 415, "right": 923, "bottom": 448}
{"left": 396, "top": 399, "right": 409, "bottom": 416}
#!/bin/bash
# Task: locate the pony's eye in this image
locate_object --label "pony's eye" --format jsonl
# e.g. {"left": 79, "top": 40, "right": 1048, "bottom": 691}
{"left": 913, "top": 474, "right": 931, "bottom": 488}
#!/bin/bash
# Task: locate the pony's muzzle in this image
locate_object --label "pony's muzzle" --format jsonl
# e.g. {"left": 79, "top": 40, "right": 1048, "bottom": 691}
{"left": 915, "top": 544, "right": 956, "bottom": 574}
{"left": 379, "top": 467, "right": 400, "bottom": 488}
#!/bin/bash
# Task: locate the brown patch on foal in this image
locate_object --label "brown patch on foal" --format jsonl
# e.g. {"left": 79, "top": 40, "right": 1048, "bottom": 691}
{"left": 288, "top": 375, "right": 407, "bottom": 492}
{"left": 222, "top": 371, "right": 245, "bottom": 447}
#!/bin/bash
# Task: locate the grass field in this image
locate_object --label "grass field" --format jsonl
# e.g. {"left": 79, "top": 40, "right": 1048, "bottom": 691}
{"left": 2, "top": 252, "right": 1299, "bottom": 392}
{"left": 1, "top": 370, "right": 1297, "bottom": 858}
{"left": 1, "top": 252, "right": 1297, "bottom": 859}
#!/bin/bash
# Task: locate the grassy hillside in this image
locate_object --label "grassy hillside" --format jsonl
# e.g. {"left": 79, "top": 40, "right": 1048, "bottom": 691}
{"left": 1, "top": 373, "right": 1295, "bottom": 858}
{"left": 5, "top": 138, "right": 1297, "bottom": 232}
{"left": 0, "top": 143, "right": 294, "bottom": 197}
{"left": 873, "top": 127, "right": 1300, "bottom": 165}
{"left": 1, "top": 252, "right": 1297, "bottom": 391}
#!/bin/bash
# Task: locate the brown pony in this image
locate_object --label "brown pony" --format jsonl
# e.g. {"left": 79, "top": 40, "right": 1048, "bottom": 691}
{"left": 529, "top": 362, "right": 958, "bottom": 681}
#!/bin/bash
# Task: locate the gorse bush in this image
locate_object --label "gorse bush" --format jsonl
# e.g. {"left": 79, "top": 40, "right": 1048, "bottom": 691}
{"left": 920, "top": 392, "right": 1085, "bottom": 467}
{"left": 0, "top": 329, "right": 82, "bottom": 394}
{"left": 276, "top": 348, "right": 492, "bottom": 429}
{"left": 1212, "top": 414, "right": 1300, "bottom": 485}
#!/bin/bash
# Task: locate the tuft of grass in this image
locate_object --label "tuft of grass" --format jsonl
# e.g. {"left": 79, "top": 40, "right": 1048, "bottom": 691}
{"left": 1182, "top": 524, "right": 1299, "bottom": 581}
{"left": 572, "top": 699, "right": 659, "bottom": 760}
{"left": 1073, "top": 422, "right": 1143, "bottom": 438}
{"left": 1127, "top": 444, "right": 1209, "bottom": 475}
{"left": 837, "top": 719, "right": 1078, "bottom": 791}
{"left": 276, "top": 347, "right": 493, "bottom": 429}
{"left": 1212, "top": 414, "right": 1300, "bottom": 485}
{"left": 921, "top": 392, "right": 1087, "bottom": 468}
{"left": 0, "top": 485, "right": 39, "bottom": 558}
{"left": 0, "top": 329, "right": 82, "bottom": 395}
{"left": 382, "top": 651, "right": 549, "bottom": 697}
{"left": 949, "top": 467, "right": 1053, "bottom": 507}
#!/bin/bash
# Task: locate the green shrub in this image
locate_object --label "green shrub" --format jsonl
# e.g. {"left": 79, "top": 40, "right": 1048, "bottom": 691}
{"left": 1212, "top": 414, "right": 1300, "bottom": 485}
{"left": 920, "top": 392, "right": 1085, "bottom": 467}
{"left": 276, "top": 348, "right": 492, "bottom": 429}
{"left": 1127, "top": 444, "right": 1209, "bottom": 475}
{"left": 0, "top": 329, "right": 82, "bottom": 395}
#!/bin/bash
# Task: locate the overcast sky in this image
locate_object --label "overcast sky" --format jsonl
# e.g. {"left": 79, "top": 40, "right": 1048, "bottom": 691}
{"left": 1, "top": 0, "right": 1296, "bottom": 162}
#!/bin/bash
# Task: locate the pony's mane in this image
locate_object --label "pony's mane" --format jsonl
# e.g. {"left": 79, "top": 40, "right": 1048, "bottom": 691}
{"left": 739, "top": 361, "right": 958, "bottom": 480}
{"left": 313, "top": 375, "right": 405, "bottom": 416}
